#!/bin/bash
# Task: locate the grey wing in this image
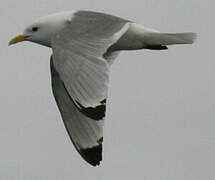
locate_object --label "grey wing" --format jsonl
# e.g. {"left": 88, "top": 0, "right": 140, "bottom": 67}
{"left": 51, "top": 11, "right": 129, "bottom": 116}
{"left": 50, "top": 57, "right": 104, "bottom": 166}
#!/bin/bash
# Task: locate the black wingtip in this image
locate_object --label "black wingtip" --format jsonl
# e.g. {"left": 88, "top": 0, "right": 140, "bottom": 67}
{"left": 75, "top": 100, "right": 106, "bottom": 121}
{"left": 81, "top": 143, "right": 102, "bottom": 166}
{"left": 146, "top": 45, "right": 168, "bottom": 50}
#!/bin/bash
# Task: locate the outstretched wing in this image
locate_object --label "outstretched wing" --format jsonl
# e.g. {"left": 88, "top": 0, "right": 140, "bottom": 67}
{"left": 51, "top": 57, "right": 103, "bottom": 166}
{"left": 50, "top": 11, "right": 129, "bottom": 166}
{"left": 51, "top": 11, "right": 129, "bottom": 114}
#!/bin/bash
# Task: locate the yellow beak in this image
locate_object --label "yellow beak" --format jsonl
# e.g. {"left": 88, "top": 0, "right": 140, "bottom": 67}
{"left": 8, "top": 35, "right": 29, "bottom": 46}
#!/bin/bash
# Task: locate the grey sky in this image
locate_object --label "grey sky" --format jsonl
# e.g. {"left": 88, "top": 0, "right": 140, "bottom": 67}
{"left": 1, "top": 0, "right": 215, "bottom": 179}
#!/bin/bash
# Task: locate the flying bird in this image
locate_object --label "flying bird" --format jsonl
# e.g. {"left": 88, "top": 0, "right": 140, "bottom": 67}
{"left": 9, "top": 10, "right": 196, "bottom": 166}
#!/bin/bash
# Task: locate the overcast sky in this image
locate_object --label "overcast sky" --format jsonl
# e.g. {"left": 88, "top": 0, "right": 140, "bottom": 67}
{"left": 1, "top": 0, "right": 214, "bottom": 179}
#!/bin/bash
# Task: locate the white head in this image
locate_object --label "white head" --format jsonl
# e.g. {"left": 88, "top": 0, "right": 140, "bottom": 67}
{"left": 9, "top": 11, "right": 74, "bottom": 47}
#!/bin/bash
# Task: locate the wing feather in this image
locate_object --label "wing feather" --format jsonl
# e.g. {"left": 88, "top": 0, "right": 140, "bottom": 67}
{"left": 50, "top": 11, "right": 129, "bottom": 166}
{"left": 51, "top": 11, "right": 129, "bottom": 109}
{"left": 51, "top": 57, "right": 103, "bottom": 166}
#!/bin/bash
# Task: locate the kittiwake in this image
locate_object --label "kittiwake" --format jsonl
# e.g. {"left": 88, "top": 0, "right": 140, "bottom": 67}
{"left": 9, "top": 10, "right": 196, "bottom": 166}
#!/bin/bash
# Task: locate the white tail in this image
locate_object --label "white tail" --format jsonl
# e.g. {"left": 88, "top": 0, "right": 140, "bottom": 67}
{"left": 147, "top": 32, "right": 197, "bottom": 46}
{"left": 113, "top": 23, "right": 197, "bottom": 50}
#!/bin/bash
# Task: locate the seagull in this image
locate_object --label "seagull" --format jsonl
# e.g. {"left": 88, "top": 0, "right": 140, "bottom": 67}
{"left": 9, "top": 10, "right": 196, "bottom": 166}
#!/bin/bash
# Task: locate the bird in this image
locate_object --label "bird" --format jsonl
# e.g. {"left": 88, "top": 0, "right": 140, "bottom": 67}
{"left": 9, "top": 10, "right": 196, "bottom": 166}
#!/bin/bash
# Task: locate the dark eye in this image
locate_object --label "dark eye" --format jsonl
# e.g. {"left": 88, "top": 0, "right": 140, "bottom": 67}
{"left": 32, "top": 27, "right": 38, "bottom": 32}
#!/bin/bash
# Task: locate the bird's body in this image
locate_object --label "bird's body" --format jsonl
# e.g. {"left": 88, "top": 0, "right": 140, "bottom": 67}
{"left": 9, "top": 10, "right": 196, "bottom": 166}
